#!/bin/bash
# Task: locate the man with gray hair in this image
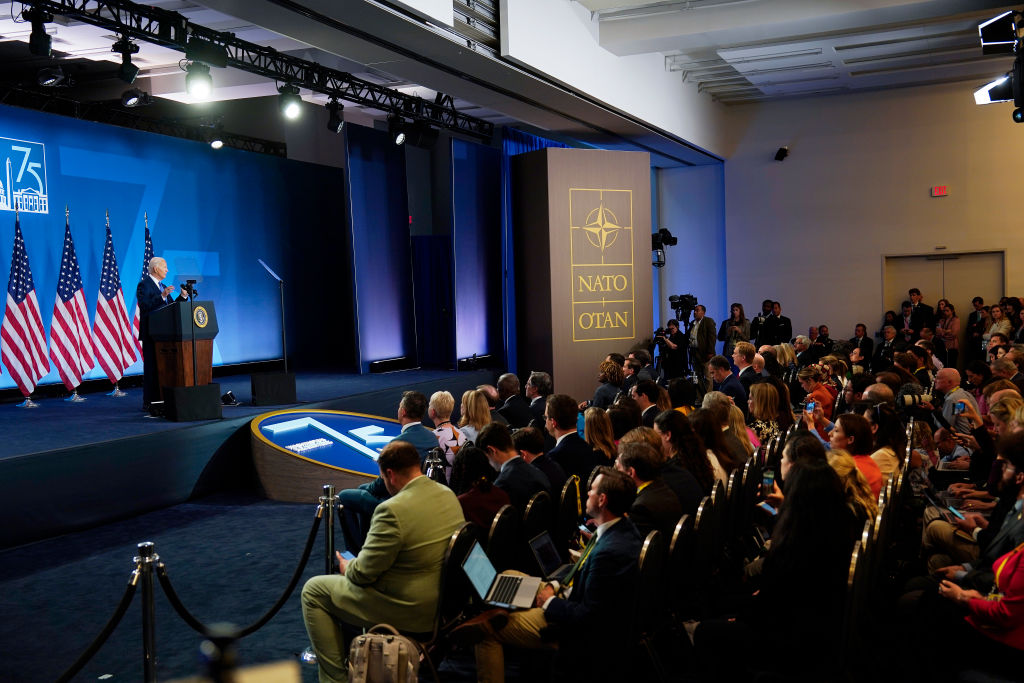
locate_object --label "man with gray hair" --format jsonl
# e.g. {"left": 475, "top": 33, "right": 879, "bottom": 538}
{"left": 136, "top": 256, "right": 177, "bottom": 410}
{"left": 496, "top": 372, "right": 531, "bottom": 427}
{"left": 872, "top": 324, "right": 901, "bottom": 372}
{"left": 793, "top": 335, "right": 814, "bottom": 367}
{"left": 991, "top": 357, "right": 1024, "bottom": 395}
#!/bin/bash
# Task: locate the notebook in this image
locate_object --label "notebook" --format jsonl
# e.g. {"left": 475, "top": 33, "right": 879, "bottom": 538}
{"left": 461, "top": 540, "right": 542, "bottom": 610}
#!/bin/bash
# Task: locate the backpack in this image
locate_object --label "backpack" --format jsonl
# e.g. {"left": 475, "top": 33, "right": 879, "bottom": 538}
{"left": 348, "top": 624, "right": 422, "bottom": 683}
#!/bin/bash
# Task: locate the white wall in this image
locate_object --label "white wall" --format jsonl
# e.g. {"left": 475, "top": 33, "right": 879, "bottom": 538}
{"left": 656, "top": 164, "right": 727, "bottom": 330}
{"left": 722, "top": 81, "right": 1024, "bottom": 342}
{"left": 501, "top": 0, "right": 731, "bottom": 158}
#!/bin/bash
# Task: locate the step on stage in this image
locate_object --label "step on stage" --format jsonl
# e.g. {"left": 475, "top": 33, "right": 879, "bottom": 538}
{"left": 0, "top": 368, "right": 497, "bottom": 549}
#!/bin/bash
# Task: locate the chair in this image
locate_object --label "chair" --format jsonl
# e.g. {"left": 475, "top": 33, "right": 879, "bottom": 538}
{"left": 710, "top": 479, "right": 727, "bottom": 555}
{"left": 554, "top": 475, "right": 581, "bottom": 561}
{"left": 486, "top": 504, "right": 523, "bottom": 572}
{"left": 666, "top": 514, "right": 693, "bottom": 617}
{"left": 839, "top": 539, "right": 869, "bottom": 678}
{"left": 522, "top": 490, "right": 552, "bottom": 540}
{"left": 633, "top": 530, "right": 669, "bottom": 682}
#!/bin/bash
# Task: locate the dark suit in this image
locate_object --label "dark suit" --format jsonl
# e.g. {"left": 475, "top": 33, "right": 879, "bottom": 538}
{"left": 910, "top": 303, "right": 934, "bottom": 335}
{"left": 849, "top": 335, "right": 874, "bottom": 367}
{"left": 774, "top": 315, "right": 793, "bottom": 345}
{"left": 629, "top": 479, "right": 682, "bottom": 539}
{"left": 528, "top": 396, "right": 556, "bottom": 452}
{"left": 714, "top": 373, "right": 747, "bottom": 407}
{"left": 872, "top": 338, "right": 903, "bottom": 372}
{"left": 530, "top": 453, "right": 568, "bottom": 496}
{"left": 641, "top": 405, "right": 658, "bottom": 428}
{"left": 494, "top": 456, "right": 551, "bottom": 511}
{"left": 497, "top": 394, "right": 532, "bottom": 428}
{"left": 660, "top": 459, "right": 704, "bottom": 515}
{"left": 135, "top": 276, "right": 172, "bottom": 408}
{"left": 737, "top": 366, "right": 758, "bottom": 394}
{"left": 691, "top": 315, "right": 717, "bottom": 394}
{"left": 548, "top": 432, "right": 604, "bottom": 483}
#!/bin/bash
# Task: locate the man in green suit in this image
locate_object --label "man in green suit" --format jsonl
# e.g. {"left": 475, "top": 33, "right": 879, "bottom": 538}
{"left": 301, "top": 440, "right": 465, "bottom": 683}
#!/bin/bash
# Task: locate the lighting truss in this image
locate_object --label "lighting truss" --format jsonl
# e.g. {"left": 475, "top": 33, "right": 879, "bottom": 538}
{"left": 18, "top": 0, "right": 494, "bottom": 140}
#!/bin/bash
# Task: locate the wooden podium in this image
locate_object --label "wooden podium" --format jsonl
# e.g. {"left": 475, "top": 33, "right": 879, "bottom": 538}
{"left": 149, "top": 300, "right": 219, "bottom": 395}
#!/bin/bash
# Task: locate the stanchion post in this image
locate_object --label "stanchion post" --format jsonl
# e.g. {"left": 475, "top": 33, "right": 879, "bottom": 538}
{"left": 320, "top": 484, "right": 336, "bottom": 575}
{"left": 135, "top": 541, "right": 159, "bottom": 683}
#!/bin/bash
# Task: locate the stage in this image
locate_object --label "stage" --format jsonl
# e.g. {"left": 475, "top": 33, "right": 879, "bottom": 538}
{"left": 0, "top": 367, "right": 497, "bottom": 549}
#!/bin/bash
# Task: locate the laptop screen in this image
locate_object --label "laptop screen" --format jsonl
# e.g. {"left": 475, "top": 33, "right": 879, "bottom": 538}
{"left": 461, "top": 540, "right": 497, "bottom": 600}
{"left": 529, "top": 531, "right": 563, "bottom": 576}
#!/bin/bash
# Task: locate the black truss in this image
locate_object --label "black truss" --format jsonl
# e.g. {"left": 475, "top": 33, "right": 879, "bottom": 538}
{"left": 19, "top": 0, "right": 495, "bottom": 140}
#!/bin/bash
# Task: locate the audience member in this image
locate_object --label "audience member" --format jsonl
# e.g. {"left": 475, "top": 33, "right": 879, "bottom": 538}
{"left": 667, "top": 377, "right": 697, "bottom": 415}
{"left": 622, "top": 424, "right": 704, "bottom": 515}
{"left": 718, "top": 303, "right": 751, "bottom": 359}
{"left": 934, "top": 368, "right": 980, "bottom": 435}
{"left": 826, "top": 449, "right": 878, "bottom": 530}
{"left": 701, "top": 390, "right": 752, "bottom": 466}
{"left": 654, "top": 410, "right": 715, "bottom": 496}
{"left": 477, "top": 422, "right": 551, "bottom": 512}
{"left": 583, "top": 359, "right": 623, "bottom": 410}
{"left": 477, "top": 384, "right": 510, "bottom": 425}
{"left": 873, "top": 325, "right": 901, "bottom": 372}
{"left": 658, "top": 318, "right": 687, "bottom": 380}
{"left": 733, "top": 341, "right": 758, "bottom": 392}
{"left": 451, "top": 445, "right": 510, "bottom": 529}
{"left": 690, "top": 305, "right": 717, "bottom": 395}
{"left": 545, "top": 394, "right": 603, "bottom": 482}
{"left": 583, "top": 406, "right": 616, "bottom": 466}
{"left": 862, "top": 402, "right": 905, "bottom": 480}
{"left": 709, "top": 355, "right": 747, "bottom": 412}
{"left": 525, "top": 371, "right": 553, "bottom": 429}
{"left": 615, "top": 441, "right": 682, "bottom": 538}
{"left": 797, "top": 365, "right": 835, "bottom": 420}
{"left": 687, "top": 408, "right": 731, "bottom": 485}
{"left": 496, "top": 373, "right": 532, "bottom": 428}
{"left": 830, "top": 413, "right": 883, "bottom": 498}
{"left": 728, "top": 405, "right": 756, "bottom": 457}
{"left": 513, "top": 426, "right": 568, "bottom": 496}
{"left": 632, "top": 379, "right": 662, "bottom": 428}
{"left": 459, "top": 389, "right": 493, "bottom": 444}
{"left": 428, "top": 390, "right": 467, "bottom": 481}
{"left": 748, "top": 382, "right": 781, "bottom": 444}
{"left": 849, "top": 323, "right": 874, "bottom": 370}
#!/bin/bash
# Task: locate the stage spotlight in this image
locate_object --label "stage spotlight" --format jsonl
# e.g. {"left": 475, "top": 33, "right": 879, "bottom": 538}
{"left": 974, "top": 74, "right": 1013, "bottom": 104}
{"left": 184, "top": 61, "right": 212, "bottom": 100}
{"left": 121, "top": 88, "right": 151, "bottom": 108}
{"left": 112, "top": 36, "right": 140, "bottom": 84}
{"left": 326, "top": 98, "right": 344, "bottom": 133}
{"left": 1015, "top": 108, "right": 1024, "bottom": 123}
{"left": 388, "top": 114, "right": 407, "bottom": 145}
{"left": 979, "top": 11, "right": 1019, "bottom": 55}
{"left": 278, "top": 84, "right": 301, "bottom": 120}
{"left": 23, "top": 8, "right": 53, "bottom": 58}
{"left": 37, "top": 66, "right": 64, "bottom": 87}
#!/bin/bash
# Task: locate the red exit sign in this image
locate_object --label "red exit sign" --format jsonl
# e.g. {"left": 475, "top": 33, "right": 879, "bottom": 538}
{"left": 930, "top": 185, "right": 949, "bottom": 197}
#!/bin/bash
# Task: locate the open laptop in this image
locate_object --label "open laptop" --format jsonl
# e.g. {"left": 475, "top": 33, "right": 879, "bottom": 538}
{"left": 528, "top": 531, "right": 573, "bottom": 581}
{"left": 461, "top": 540, "right": 542, "bottom": 610}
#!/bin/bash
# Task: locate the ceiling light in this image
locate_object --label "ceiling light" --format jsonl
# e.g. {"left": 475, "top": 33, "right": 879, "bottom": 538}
{"left": 37, "top": 66, "right": 64, "bottom": 87}
{"left": 278, "top": 84, "right": 301, "bottom": 120}
{"left": 185, "top": 62, "right": 212, "bottom": 100}
{"left": 23, "top": 8, "right": 53, "bottom": 58}
{"left": 112, "top": 36, "right": 141, "bottom": 84}
{"left": 121, "top": 88, "right": 151, "bottom": 108}
{"left": 975, "top": 74, "right": 1013, "bottom": 105}
{"left": 388, "top": 114, "right": 407, "bottom": 145}
{"left": 979, "top": 11, "right": 1019, "bottom": 55}
{"left": 326, "top": 99, "right": 344, "bottom": 133}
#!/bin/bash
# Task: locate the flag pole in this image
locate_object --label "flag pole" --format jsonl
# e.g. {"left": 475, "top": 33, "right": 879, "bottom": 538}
{"left": 14, "top": 201, "right": 39, "bottom": 408}
{"left": 63, "top": 205, "right": 87, "bottom": 403}
{"left": 106, "top": 209, "right": 128, "bottom": 397}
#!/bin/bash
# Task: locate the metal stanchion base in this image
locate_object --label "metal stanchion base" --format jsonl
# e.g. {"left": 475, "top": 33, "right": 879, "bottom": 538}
{"left": 18, "top": 398, "right": 39, "bottom": 408}
{"left": 108, "top": 388, "right": 127, "bottom": 397}
{"left": 65, "top": 391, "right": 86, "bottom": 402}
{"left": 300, "top": 646, "right": 317, "bottom": 665}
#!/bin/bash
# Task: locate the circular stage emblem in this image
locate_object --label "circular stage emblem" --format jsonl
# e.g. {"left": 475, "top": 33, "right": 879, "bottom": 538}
{"left": 193, "top": 305, "right": 209, "bottom": 328}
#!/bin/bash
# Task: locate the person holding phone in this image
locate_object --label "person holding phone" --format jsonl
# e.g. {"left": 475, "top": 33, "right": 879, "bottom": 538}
{"left": 934, "top": 368, "right": 980, "bottom": 436}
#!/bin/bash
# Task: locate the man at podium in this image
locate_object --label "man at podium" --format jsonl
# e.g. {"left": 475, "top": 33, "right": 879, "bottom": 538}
{"left": 136, "top": 257, "right": 176, "bottom": 410}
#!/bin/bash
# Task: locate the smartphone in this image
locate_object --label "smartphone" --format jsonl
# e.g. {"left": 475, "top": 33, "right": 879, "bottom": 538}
{"left": 757, "top": 501, "right": 778, "bottom": 516}
{"left": 947, "top": 506, "right": 966, "bottom": 521}
{"left": 339, "top": 551, "right": 356, "bottom": 561}
{"left": 761, "top": 470, "right": 775, "bottom": 497}
{"left": 806, "top": 401, "right": 816, "bottom": 413}
{"left": 578, "top": 523, "right": 590, "bottom": 534}
{"left": 954, "top": 401, "right": 966, "bottom": 415}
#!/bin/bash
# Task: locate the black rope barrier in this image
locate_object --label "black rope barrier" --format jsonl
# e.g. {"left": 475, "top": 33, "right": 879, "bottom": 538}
{"left": 156, "top": 507, "right": 323, "bottom": 639}
{"left": 55, "top": 570, "right": 139, "bottom": 683}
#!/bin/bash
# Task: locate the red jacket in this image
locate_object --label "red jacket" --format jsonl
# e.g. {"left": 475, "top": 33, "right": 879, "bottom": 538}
{"left": 967, "top": 541, "right": 1024, "bottom": 651}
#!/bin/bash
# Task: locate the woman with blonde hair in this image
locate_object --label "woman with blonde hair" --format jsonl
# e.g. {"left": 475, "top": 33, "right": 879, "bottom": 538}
{"left": 458, "top": 389, "right": 491, "bottom": 443}
{"left": 728, "top": 404, "right": 757, "bottom": 456}
{"left": 584, "top": 407, "right": 616, "bottom": 465}
{"left": 826, "top": 449, "right": 878, "bottom": 529}
{"left": 775, "top": 343, "right": 797, "bottom": 369}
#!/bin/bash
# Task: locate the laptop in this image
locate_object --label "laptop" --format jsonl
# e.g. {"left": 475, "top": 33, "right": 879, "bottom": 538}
{"left": 461, "top": 540, "right": 542, "bottom": 610}
{"left": 528, "top": 531, "right": 573, "bottom": 581}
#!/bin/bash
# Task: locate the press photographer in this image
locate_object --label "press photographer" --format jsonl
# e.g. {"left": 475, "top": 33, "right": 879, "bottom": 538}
{"left": 654, "top": 319, "right": 686, "bottom": 379}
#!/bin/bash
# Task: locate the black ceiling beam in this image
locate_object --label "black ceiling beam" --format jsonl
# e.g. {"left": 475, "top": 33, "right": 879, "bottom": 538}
{"left": 18, "top": 0, "right": 494, "bottom": 140}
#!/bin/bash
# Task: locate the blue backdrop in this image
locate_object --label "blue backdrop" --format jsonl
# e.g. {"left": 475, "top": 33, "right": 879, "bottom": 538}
{"left": 0, "top": 104, "right": 349, "bottom": 390}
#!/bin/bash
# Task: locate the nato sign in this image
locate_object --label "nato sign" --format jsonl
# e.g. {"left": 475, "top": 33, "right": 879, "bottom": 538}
{"left": 251, "top": 410, "right": 405, "bottom": 501}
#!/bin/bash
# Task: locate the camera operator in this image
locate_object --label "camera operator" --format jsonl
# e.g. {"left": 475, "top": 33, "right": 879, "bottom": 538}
{"left": 656, "top": 319, "right": 687, "bottom": 380}
{"left": 690, "top": 305, "right": 717, "bottom": 396}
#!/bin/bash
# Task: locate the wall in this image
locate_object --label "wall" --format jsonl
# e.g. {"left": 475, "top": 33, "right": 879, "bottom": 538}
{"left": 722, "top": 81, "right": 1024, "bottom": 342}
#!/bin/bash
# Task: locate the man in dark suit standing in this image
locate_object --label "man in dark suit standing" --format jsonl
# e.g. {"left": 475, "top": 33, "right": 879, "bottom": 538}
{"left": 135, "top": 256, "right": 175, "bottom": 410}
{"left": 495, "top": 372, "right": 532, "bottom": 428}
{"left": 909, "top": 288, "right": 935, "bottom": 336}
{"left": 966, "top": 297, "right": 987, "bottom": 363}
{"left": 616, "top": 442, "right": 681, "bottom": 539}
{"left": 771, "top": 301, "right": 793, "bottom": 345}
{"left": 750, "top": 299, "right": 774, "bottom": 348}
{"left": 732, "top": 341, "right": 758, "bottom": 393}
{"left": 709, "top": 355, "right": 747, "bottom": 408}
{"left": 849, "top": 324, "right": 874, "bottom": 369}
{"left": 459, "top": 467, "right": 643, "bottom": 681}
{"left": 689, "top": 305, "right": 717, "bottom": 397}
{"left": 632, "top": 380, "right": 661, "bottom": 428}
{"left": 479, "top": 423, "right": 551, "bottom": 512}
{"left": 545, "top": 394, "right": 604, "bottom": 482}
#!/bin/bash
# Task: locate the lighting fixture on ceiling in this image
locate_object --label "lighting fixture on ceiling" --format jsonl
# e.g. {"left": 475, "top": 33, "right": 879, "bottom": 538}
{"left": 112, "top": 36, "right": 141, "bottom": 84}
{"left": 388, "top": 114, "right": 407, "bottom": 145}
{"left": 974, "top": 74, "right": 1012, "bottom": 105}
{"left": 326, "top": 98, "right": 344, "bottom": 133}
{"left": 979, "top": 11, "right": 1020, "bottom": 55}
{"left": 184, "top": 61, "right": 212, "bottom": 100}
{"left": 23, "top": 8, "right": 53, "bottom": 58}
{"left": 278, "top": 84, "right": 301, "bottom": 120}
{"left": 121, "top": 88, "right": 152, "bottom": 108}
{"left": 37, "top": 66, "right": 65, "bottom": 87}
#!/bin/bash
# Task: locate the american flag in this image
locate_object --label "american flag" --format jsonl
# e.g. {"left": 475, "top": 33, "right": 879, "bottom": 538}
{"left": 48, "top": 219, "right": 95, "bottom": 391}
{"left": 92, "top": 225, "right": 137, "bottom": 383}
{"left": 1, "top": 215, "right": 50, "bottom": 396}
{"left": 130, "top": 223, "right": 153, "bottom": 354}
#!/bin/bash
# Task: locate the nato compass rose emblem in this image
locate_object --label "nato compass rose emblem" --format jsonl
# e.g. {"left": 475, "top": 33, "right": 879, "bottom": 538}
{"left": 582, "top": 202, "right": 623, "bottom": 256}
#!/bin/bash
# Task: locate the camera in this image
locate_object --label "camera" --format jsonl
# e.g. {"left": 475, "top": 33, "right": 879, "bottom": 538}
{"left": 668, "top": 294, "right": 698, "bottom": 319}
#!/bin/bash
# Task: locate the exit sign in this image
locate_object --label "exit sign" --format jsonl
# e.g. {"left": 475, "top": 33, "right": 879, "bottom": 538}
{"left": 930, "top": 185, "right": 949, "bottom": 197}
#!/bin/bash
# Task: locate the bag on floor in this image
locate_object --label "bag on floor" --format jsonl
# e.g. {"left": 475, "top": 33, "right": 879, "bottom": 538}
{"left": 348, "top": 624, "right": 421, "bottom": 683}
